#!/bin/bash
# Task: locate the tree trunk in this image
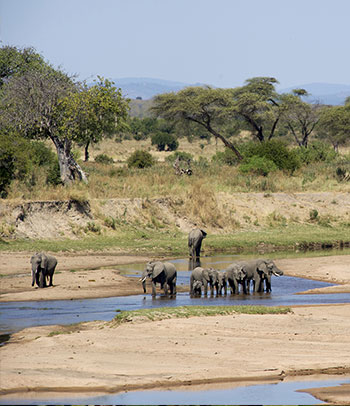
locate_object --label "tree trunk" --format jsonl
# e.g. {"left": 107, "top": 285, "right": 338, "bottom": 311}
{"left": 84, "top": 140, "right": 90, "bottom": 162}
{"left": 51, "top": 136, "right": 88, "bottom": 185}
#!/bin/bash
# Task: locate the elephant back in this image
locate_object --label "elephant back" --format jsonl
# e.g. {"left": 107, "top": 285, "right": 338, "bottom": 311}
{"left": 191, "top": 266, "right": 205, "bottom": 280}
{"left": 163, "top": 262, "right": 177, "bottom": 280}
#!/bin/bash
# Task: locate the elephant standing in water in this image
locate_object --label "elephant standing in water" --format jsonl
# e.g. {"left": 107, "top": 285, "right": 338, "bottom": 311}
{"left": 225, "top": 263, "right": 247, "bottom": 294}
{"left": 188, "top": 228, "right": 207, "bottom": 258}
{"left": 192, "top": 280, "right": 204, "bottom": 296}
{"left": 30, "top": 253, "right": 57, "bottom": 288}
{"left": 141, "top": 261, "right": 177, "bottom": 297}
{"left": 240, "top": 259, "right": 284, "bottom": 293}
{"left": 190, "top": 267, "right": 218, "bottom": 296}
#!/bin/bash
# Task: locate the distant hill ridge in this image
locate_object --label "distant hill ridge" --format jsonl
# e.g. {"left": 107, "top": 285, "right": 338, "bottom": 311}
{"left": 111, "top": 77, "right": 350, "bottom": 105}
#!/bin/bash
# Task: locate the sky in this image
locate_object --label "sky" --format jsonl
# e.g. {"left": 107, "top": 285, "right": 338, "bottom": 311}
{"left": 1, "top": 0, "right": 350, "bottom": 89}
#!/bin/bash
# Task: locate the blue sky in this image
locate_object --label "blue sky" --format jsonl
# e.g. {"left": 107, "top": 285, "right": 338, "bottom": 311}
{"left": 1, "top": 0, "right": 350, "bottom": 88}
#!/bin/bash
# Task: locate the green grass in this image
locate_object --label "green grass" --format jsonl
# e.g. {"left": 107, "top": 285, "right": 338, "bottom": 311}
{"left": 1, "top": 223, "right": 349, "bottom": 255}
{"left": 111, "top": 305, "right": 292, "bottom": 326}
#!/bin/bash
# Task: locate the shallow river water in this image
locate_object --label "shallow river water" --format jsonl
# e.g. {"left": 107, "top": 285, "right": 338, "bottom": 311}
{"left": 1, "top": 253, "right": 349, "bottom": 405}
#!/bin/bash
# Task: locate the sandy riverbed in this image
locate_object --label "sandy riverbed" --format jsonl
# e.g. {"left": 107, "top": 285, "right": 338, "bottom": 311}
{"left": 0, "top": 253, "right": 350, "bottom": 404}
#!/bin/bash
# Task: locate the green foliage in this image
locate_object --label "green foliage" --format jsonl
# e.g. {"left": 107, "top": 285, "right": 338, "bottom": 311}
{"left": 165, "top": 151, "right": 193, "bottom": 164}
{"left": 212, "top": 148, "right": 241, "bottom": 166}
{"left": 242, "top": 140, "right": 301, "bottom": 173}
{"left": 239, "top": 156, "right": 278, "bottom": 176}
{"left": 294, "top": 141, "right": 337, "bottom": 165}
{"left": 127, "top": 150, "right": 155, "bottom": 168}
{"left": 94, "top": 153, "right": 114, "bottom": 165}
{"left": 151, "top": 132, "right": 179, "bottom": 151}
{"left": 0, "top": 133, "right": 61, "bottom": 196}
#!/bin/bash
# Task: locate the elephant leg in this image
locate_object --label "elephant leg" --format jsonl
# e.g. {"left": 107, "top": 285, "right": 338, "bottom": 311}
{"left": 203, "top": 282, "right": 208, "bottom": 296}
{"left": 48, "top": 273, "right": 53, "bottom": 286}
{"left": 152, "top": 281, "right": 157, "bottom": 296}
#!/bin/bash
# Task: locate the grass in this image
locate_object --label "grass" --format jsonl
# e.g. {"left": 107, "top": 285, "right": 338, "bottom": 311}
{"left": 110, "top": 305, "right": 292, "bottom": 326}
{"left": 1, "top": 223, "right": 349, "bottom": 254}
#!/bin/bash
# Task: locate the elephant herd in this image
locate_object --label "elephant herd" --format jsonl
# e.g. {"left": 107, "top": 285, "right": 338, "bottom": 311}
{"left": 141, "top": 259, "right": 284, "bottom": 297}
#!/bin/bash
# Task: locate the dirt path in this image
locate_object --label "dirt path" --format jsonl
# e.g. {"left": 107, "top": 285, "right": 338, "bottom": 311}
{"left": 1, "top": 253, "right": 350, "bottom": 404}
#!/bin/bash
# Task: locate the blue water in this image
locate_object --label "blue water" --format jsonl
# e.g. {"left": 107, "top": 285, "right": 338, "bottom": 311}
{"left": 1, "top": 378, "right": 348, "bottom": 405}
{"left": 1, "top": 254, "right": 349, "bottom": 335}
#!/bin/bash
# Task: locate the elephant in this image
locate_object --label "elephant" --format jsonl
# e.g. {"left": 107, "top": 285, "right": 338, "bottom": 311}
{"left": 192, "top": 280, "right": 203, "bottom": 296}
{"left": 239, "top": 259, "right": 283, "bottom": 293}
{"left": 30, "top": 252, "right": 57, "bottom": 288}
{"left": 225, "top": 263, "right": 247, "bottom": 294}
{"left": 216, "top": 271, "right": 227, "bottom": 295}
{"left": 188, "top": 228, "right": 207, "bottom": 258}
{"left": 141, "top": 261, "right": 177, "bottom": 297}
{"left": 190, "top": 266, "right": 218, "bottom": 296}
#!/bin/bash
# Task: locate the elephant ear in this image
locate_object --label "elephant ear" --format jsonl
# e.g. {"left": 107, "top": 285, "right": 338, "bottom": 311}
{"left": 200, "top": 229, "right": 207, "bottom": 238}
{"left": 257, "top": 261, "right": 268, "bottom": 275}
{"left": 41, "top": 254, "right": 48, "bottom": 269}
{"left": 152, "top": 263, "right": 164, "bottom": 279}
{"left": 202, "top": 269, "right": 210, "bottom": 282}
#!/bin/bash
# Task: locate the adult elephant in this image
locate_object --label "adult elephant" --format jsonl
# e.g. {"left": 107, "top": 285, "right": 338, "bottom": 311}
{"left": 225, "top": 263, "right": 247, "bottom": 294}
{"left": 241, "top": 259, "right": 283, "bottom": 293}
{"left": 190, "top": 267, "right": 217, "bottom": 296}
{"left": 188, "top": 228, "right": 207, "bottom": 258}
{"left": 141, "top": 261, "right": 177, "bottom": 297}
{"left": 30, "top": 253, "right": 57, "bottom": 288}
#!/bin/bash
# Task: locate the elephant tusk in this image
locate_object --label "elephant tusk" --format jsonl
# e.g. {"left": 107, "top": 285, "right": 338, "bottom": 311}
{"left": 140, "top": 276, "right": 147, "bottom": 283}
{"left": 273, "top": 272, "right": 280, "bottom": 277}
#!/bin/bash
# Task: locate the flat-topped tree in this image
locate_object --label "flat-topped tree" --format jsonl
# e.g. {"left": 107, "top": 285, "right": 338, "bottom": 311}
{"left": 151, "top": 86, "right": 243, "bottom": 160}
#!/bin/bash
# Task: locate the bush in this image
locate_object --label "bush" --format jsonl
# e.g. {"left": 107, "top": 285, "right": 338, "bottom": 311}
{"left": 242, "top": 140, "right": 301, "bottom": 173}
{"left": 212, "top": 148, "right": 240, "bottom": 166}
{"left": 127, "top": 150, "right": 155, "bottom": 168}
{"left": 165, "top": 151, "right": 193, "bottom": 164}
{"left": 151, "top": 132, "right": 179, "bottom": 151}
{"left": 239, "top": 156, "right": 278, "bottom": 176}
{"left": 294, "top": 141, "right": 338, "bottom": 165}
{"left": 95, "top": 153, "right": 114, "bottom": 165}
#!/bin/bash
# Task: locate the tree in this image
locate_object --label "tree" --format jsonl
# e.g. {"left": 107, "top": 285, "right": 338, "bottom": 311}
{"left": 59, "top": 77, "right": 129, "bottom": 162}
{"left": 151, "top": 86, "right": 243, "bottom": 160}
{"left": 0, "top": 47, "right": 129, "bottom": 184}
{"left": 280, "top": 90, "right": 321, "bottom": 147}
{"left": 318, "top": 103, "right": 350, "bottom": 151}
{"left": 231, "top": 77, "right": 284, "bottom": 142}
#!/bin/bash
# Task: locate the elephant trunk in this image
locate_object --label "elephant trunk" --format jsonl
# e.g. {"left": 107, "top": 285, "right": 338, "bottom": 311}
{"left": 140, "top": 271, "right": 148, "bottom": 293}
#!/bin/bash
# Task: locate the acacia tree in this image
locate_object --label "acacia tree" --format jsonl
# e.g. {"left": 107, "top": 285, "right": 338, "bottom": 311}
{"left": 231, "top": 77, "right": 284, "bottom": 142}
{"left": 318, "top": 101, "right": 350, "bottom": 151}
{"left": 151, "top": 86, "right": 243, "bottom": 160}
{"left": 280, "top": 90, "right": 321, "bottom": 147}
{"left": 0, "top": 47, "right": 129, "bottom": 184}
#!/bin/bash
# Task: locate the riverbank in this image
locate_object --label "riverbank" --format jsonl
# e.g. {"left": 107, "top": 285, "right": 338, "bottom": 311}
{"left": 1, "top": 253, "right": 350, "bottom": 302}
{"left": 0, "top": 303, "right": 349, "bottom": 404}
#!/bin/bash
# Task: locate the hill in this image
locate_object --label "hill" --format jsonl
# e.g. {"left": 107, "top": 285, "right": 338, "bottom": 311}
{"left": 112, "top": 77, "right": 350, "bottom": 105}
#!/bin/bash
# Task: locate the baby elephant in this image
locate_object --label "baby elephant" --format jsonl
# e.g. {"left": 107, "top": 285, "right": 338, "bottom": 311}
{"left": 30, "top": 252, "right": 57, "bottom": 288}
{"left": 192, "top": 280, "right": 204, "bottom": 296}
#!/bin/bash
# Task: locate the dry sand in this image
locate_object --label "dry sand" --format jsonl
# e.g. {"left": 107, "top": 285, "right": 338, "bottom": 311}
{"left": 0, "top": 252, "right": 350, "bottom": 404}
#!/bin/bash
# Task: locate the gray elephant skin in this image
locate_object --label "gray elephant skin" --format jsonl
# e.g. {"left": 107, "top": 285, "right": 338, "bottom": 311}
{"left": 30, "top": 253, "right": 57, "bottom": 288}
{"left": 190, "top": 267, "right": 218, "bottom": 296}
{"left": 141, "top": 261, "right": 177, "bottom": 296}
{"left": 238, "top": 259, "right": 283, "bottom": 293}
{"left": 188, "top": 228, "right": 207, "bottom": 258}
{"left": 192, "top": 280, "right": 203, "bottom": 296}
{"left": 225, "top": 264, "right": 247, "bottom": 294}
{"left": 216, "top": 271, "right": 227, "bottom": 295}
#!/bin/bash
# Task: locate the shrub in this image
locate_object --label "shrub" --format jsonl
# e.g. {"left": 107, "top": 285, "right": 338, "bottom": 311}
{"left": 127, "top": 150, "right": 155, "bottom": 168}
{"left": 95, "top": 153, "right": 114, "bottom": 165}
{"left": 242, "top": 140, "right": 301, "bottom": 173}
{"left": 212, "top": 148, "right": 240, "bottom": 166}
{"left": 151, "top": 132, "right": 179, "bottom": 151}
{"left": 294, "top": 141, "right": 337, "bottom": 165}
{"left": 239, "top": 156, "right": 278, "bottom": 176}
{"left": 165, "top": 151, "right": 193, "bottom": 164}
